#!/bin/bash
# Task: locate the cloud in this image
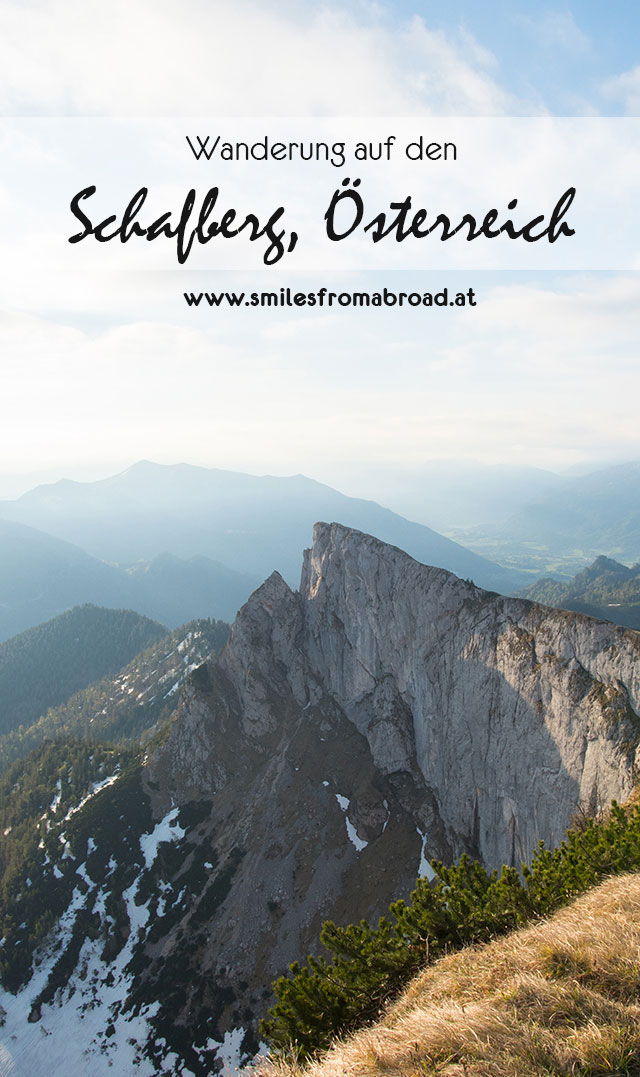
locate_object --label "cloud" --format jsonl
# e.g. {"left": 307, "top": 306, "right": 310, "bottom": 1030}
{"left": 398, "top": 22, "right": 508, "bottom": 115}
{"left": 0, "top": 0, "right": 517, "bottom": 116}
{"left": 517, "top": 10, "right": 591, "bottom": 55}
{"left": 0, "top": 3, "right": 635, "bottom": 491}
{"left": 470, "top": 276, "right": 640, "bottom": 367}
{"left": 1, "top": 274, "right": 639, "bottom": 476}
{"left": 602, "top": 66, "right": 640, "bottom": 115}
{"left": 261, "top": 315, "right": 336, "bottom": 341}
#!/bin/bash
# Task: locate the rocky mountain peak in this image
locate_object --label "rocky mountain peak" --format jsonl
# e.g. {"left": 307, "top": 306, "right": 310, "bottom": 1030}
{"left": 137, "top": 524, "right": 640, "bottom": 1057}
{"left": 301, "top": 520, "right": 471, "bottom": 599}
{"left": 3, "top": 523, "right": 640, "bottom": 1073}
{"left": 154, "top": 521, "right": 640, "bottom": 870}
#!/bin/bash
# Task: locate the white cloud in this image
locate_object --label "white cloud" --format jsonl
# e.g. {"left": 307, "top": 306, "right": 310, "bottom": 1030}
{"left": 517, "top": 10, "right": 591, "bottom": 55}
{"left": 0, "top": 4, "right": 635, "bottom": 485}
{"left": 261, "top": 314, "right": 336, "bottom": 341}
{"left": 470, "top": 275, "right": 640, "bottom": 367}
{"left": 0, "top": 0, "right": 517, "bottom": 116}
{"left": 1, "top": 274, "right": 639, "bottom": 476}
{"left": 602, "top": 66, "right": 640, "bottom": 115}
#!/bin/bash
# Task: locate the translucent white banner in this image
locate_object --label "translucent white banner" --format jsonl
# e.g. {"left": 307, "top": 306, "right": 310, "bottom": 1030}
{"left": 1, "top": 117, "right": 639, "bottom": 274}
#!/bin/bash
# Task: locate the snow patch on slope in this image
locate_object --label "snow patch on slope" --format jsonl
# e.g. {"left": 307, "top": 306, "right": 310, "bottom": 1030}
{"left": 0, "top": 805, "right": 195, "bottom": 1075}
{"left": 417, "top": 827, "right": 436, "bottom": 881}
{"left": 139, "top": 807, "right": 185, "bottom": 870}
{"left": 207, "top": 1026, "right": 247, "bottom": 1073}
{"left": 63, "top": 771, "right": 120, "bottom": 822}
{"left": 335, "top": 794, "right": 368, "bottom": 853}
{"left": 0, "top": 888, "right": 161, "bottom": 1075}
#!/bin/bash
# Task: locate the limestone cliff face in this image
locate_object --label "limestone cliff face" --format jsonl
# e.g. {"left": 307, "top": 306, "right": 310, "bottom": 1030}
{"left": 298, "top": 524, "right": 640, "bottom": 866}
{"left": 142, "top": 522, "right": 640, "bottom": 1050}
{"left": 155, "top": 522, "right": 640, "bottom": 867}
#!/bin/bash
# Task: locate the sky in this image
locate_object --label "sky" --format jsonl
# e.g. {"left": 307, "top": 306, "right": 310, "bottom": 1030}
{"left": 1, "top": 1, "right": 640, "bottom": 117}
{"left": 0, "top": 1, "right": 639, "bottom": 495}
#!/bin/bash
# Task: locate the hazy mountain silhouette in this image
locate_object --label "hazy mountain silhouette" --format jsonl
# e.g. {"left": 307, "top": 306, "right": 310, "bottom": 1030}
{"left": 0, "top": 518, "right": 257, "bottom": 641}
{"left": 331, "top": 460, "right": 563, "bottom": 531}
{"left": 0, "top": 461, "right": 524, "bottom": 592}
{"left": 500, "top": 462, "right": 640, "bottom": 563}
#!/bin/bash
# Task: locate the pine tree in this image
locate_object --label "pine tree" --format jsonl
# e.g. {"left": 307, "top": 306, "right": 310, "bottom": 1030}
{"left": 261, "top": 800, "right": 640, "bottom": 1059}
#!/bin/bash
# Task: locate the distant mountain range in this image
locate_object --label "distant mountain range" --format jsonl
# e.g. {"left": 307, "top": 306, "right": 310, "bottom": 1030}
{"left": 499, "top": 462, "right": 640, "bottom": 562}
{"left": 0, "top": 518, "right": 132, "bottom": 641}
{"left": 0, "top": 463, "right": 525, "bottom": 638}
{"left": 519, "top": 555, "right": 640, "bottom": 631}
{"left": 0, "top": 518, "right": 257, "bottom": 641}
{"left": 2, "top": 459, "right": 639, "bottom": 635}
{"left": 331, "top": 460, "right": 564, "bottom": 531}
{"left": 123, "top": 550, "right": 259, "bottom": 627}
{"left": 446, "top": 461, "right": 640, "bottom": 576}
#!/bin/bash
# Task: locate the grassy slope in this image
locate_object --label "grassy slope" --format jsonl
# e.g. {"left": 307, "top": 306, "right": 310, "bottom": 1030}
{"left": 263, "top": 872, "right": 640, "bottom": 1077}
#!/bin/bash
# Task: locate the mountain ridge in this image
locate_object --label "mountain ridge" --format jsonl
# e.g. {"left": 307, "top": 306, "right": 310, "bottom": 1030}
{"left": 518, "top": 553, "right": 640, "bottom": 630}
{"left": 0, "top": 604, "right": 167, "bottom": 737}
{"left": 139, "top": 522, "right": 640, "bottom": 1051}
{"left": 0, "top": 517, "right": 257, "bottom": 640}
{"left": 447, "top": 460, "right": 640, "bottom": 575}
{"left": 0, "top": 616, "right": 230, "bottom": 773}
{"left": 1, "top": 522, "right": 639, "bottom": 1072}
{"left": 0, "top": 460, "right": 525, "bottom": 593}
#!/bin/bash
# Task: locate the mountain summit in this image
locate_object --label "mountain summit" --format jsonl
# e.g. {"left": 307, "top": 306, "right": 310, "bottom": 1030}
{"left": 1, "top": 523, "right": 639, "bottom": 1073}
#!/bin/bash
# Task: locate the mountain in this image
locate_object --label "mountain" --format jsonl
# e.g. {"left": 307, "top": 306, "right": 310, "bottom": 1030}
{"left": 0, "top": 518, "right": 257, "bottom": 641}
{"left": 123, "top": 552, "right": 259, "bottom": 627}
{"left": 519, "top": 555, "right": 640, "bottom": 630}
{"left": 0, "top": 523, "right": 638, "bottom": 1073}
{"left": 448, "top": 461, "right": 640, "bottom": 576}
{"left": 0, "top": 605, "right": 167, "bottom": 737}
{"left": 504, "top": 461, "right": 640, "bottom": 560}
{"left": 0, "top": 519, "right": 136, "bottom": 641}
{"left": 0, "top": 617, "right": 230, "bottom": 773}
{"left": 0, "top": 460, "right": 525, "bottom": 593}
{"left": 329, "top": 459, "right": 563, "bottom": 531}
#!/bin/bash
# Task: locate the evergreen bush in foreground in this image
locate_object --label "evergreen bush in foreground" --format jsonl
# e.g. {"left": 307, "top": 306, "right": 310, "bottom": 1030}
{"left": 261, "top": 801, "right": 640, "bottom": 1059}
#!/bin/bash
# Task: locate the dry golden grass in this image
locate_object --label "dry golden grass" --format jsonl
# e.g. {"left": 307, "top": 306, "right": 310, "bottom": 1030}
{"left": 258, "top": 873, "right": 640, "bottom": 1077}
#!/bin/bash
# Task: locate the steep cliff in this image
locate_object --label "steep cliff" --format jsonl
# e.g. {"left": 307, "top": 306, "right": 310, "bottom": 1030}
{"left": 143, "top": 522, "right": 640, "bottom": 1060}
{"left": 153, "top": 522, "right": 640, "bottom": 868}
{"left": 296, "top": 523, "right": 640, "bottom": 866}
{"left": 2, "top": 523, "right": 639, "bottom": 1074}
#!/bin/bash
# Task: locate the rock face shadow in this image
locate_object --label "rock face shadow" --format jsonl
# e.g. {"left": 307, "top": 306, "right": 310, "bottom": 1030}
{"left": 413, "top": 655, "right": 584, "bottom": 868}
